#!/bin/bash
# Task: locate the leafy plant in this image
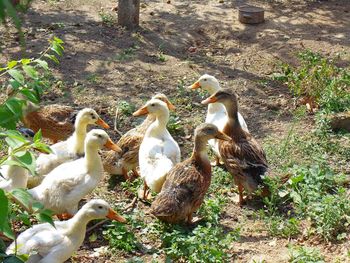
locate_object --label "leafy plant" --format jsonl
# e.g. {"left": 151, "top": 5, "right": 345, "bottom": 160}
{"left": 0, "top": 37, "right": 64, "bottom": 129}
{"left": 167, "top": 113, "right": 184, "bottom": 135}
{"left": 289, "top": 245, "right": 325, "bottom": 263}
{"left": 118, "top": 100, "right": 136, "bottom": 116}
{"left": 273, "top": 49, "right": 349, "bottom": 115}
{"left": 103, "top": 221, "right": 139, "bottom": 252}
{"left": 99, "top": 10, "right": 116, "bottom": 27}
{"left": 160, "top": 222, "right": 239, "bottom": 263}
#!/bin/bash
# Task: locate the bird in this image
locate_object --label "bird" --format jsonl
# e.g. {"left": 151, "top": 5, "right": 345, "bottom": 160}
{"left": 134, "top": 98, "right": 181, "bottom": 199}
{"left": 201, "top": 88, "right": 269, "bottom": 206}
{"left": 101, "top": 93, "right": 176, "bottom": 180}
{"left": 28, "top": 108, "right": 110, "bottom": 188}
{"left": 189, "top": 74, "right": 248, "bottom": 165}
{"left": 150, "top": 123, "right": 231, "bottom": 224}
{"left": 6, "top": 199, "right": 126, "bottom": 263}
{"left": 28, "top": 129, "right": 121, "bottom": 219}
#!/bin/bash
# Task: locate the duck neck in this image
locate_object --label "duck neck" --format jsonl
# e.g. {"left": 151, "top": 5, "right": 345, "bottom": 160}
{"left": 207, "top": 83, "right": 224, "bottom": 114}
{"left": 223, "top": 102, "right": 245, "bottom": 139}
{"left": 146, "top": 111, "right": 169, "bottom": 137}
{"left": 192, "top": 137, "right": 211, "bottom": 175}
{"left": 64, "top": 211, "right": 93, "bottom": 237}
{"left": 71, "top": 118, "right": 88, "bottom": 155}
{"left": 84, "top": 143, "right": 101, "bottom": 172}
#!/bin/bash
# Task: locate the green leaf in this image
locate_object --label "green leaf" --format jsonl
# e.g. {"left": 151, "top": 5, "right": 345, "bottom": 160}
{"left": 33, "top": 129, "right": 42, "bottom": 142}
{"left": 32, "top": 201, "right": 44, "bottom": 212}
{"left": 34, "top": 59, "right": 48, "bottom": 70}
{"left": 7, "top": 61, "right": 17, "bottom": 69}
{"left": 22, "top": 65, "right": 38, "bottom": 79}
{"left": 13, "top": 151, "right": 36, "bottom": 176}
{"left": 44, "top": 54, "right": 59, "bottom": 64}
{"left": 53, "top": 36, "right": 64, "bottom": 45}
{"left": 7, "top": 69, "right": 24, "bottom": 84}
{"left": 5, "top": 97, "right": 24, "bottom": 119}
{"left": 36, "top": 209, "right": 54, "bottom": 227}
{"left": 51, "top": 43, "right": 63, "bottom": 56}
{"left": 18, "top": 88, "right": 39, "bottom": 104}
{"left": 10, "top": 188, "right": 34, "bottom": 211}
{"left": 20, "top": 58, "right": 31, "bottom": 65}
{"left": 3, "top": 255, "right": 25, "bottom": 263}
{"left": 0, "top": 189, "right": 9, "bottom": 230}
{"left": 1, "top": 221, "right": 14, "bottom": 240}
{"left": 33, "top": 142, "right": 52, "bottom": 154}
{"left": 0, "top": 238, "right": 6, "bottom": 253}
{"left": 9, "top": 79, "right": 22, "bottom": 90}
{"left": 3, "top": 130, "right": 27, "bottom": 149}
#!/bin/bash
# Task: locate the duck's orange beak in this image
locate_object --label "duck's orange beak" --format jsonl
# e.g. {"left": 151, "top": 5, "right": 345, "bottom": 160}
{"left": 189, "top": 81, "right": 201, "bottom": 90}
{"left": 107, "top": 208, "right": 127, "bottom": 223}
{"left": 133, "top": 106, "right": 149, "bottom": 116}
{"left": 104, "top": 138, "right": 122, "bottom": 152}
{"left": 96, "top": 118, "right": 110, "bottom": 129}
{"left": 166, "top": 100, "right": 176, "bottom": 111}
{"left": 201, "top": 95, "right": 218, "bottom": 105}
{"left": 215, "top": 131, "right": 232, "bottom": 142}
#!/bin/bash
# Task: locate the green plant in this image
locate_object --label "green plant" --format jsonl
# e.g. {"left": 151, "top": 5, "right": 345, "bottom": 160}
{"left": 161, "top": 222, "right": 239, "bottom": 263}
{"left": 0, "top": 37, "right": 64, "bottom": 129}
{"left": 103, "top": 221, "right": 139, "bottom": 252}
{"left": 289, "top": 245, "right": 325, "bottom": 263}
{"left": 118, "top": 100, "right": 136, "bottom": 116}
{"left": 273, "top": 50, "right": 349, "bottom": 116}
{"left": 167, "top": 113, "right": 184, "bottom": 135}
{"left": 99, "top": 10, "right": 116, "bottom": 27}
{"left": 114, "top": 45, "right": 139, "bottom": 61}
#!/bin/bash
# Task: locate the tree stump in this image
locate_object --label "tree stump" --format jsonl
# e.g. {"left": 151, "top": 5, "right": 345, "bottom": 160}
{"left": 118, "top": 0, "right": 140, "bottom": 29}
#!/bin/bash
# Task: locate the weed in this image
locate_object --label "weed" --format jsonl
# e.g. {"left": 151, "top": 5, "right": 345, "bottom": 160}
{"left": 99, "top": 10, "right": 116, "bottom": 27}
{"left": 160, "top": 222, "right": 239, "bottom": 263}
{"left": 103, "top": 221, "right": 139, "bottom": 252}
{"left": 118, "top": 100, "right": 136, "bottom": 116}
{"left": 167, "top": 113, "right": 184, "bottom": 135}
{"left": 157, "top": 52, "right": 167, "bottom": 62}
{"left": 115, "top": 45, "right": 139, "bottom": 61}
{"left": 289, "top": 245, "right": 325, "bottom": 263}
{"left": 86, "top": 73, "right": 100, "bottom": 84}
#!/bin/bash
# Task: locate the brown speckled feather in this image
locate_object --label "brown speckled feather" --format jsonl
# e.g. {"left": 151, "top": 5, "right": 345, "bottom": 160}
{"left": 150, "top": 155, "right": 211, "bottom": 224}
{"left": 22, "top": 105, "right": 76, "bottom": 142}
{"left": 102, "top": 116, "right": 155, "bottom": 174}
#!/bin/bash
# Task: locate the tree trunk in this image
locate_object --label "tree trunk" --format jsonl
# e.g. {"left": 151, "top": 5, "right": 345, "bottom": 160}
{"left": 118, "top": 0, "right": 140, "bottom": 29}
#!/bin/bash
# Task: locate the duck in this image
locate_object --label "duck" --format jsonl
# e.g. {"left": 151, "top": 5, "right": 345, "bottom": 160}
{"left": 134, "top": 98, "right": 181, "bottom": 199}
{"left": 6, "top": 199, "right": 126, "bottom": 263}
{"left": 189, "top": 74, "right": 248, "bottom": 165}
{"left": 150, "top": 123, "right": 231, "bottom": 224}
{"left": 201, "top": 88, "right": 269, "bottom": 206}
{"left": 27, "top": 108, "right": 110, "bottom": 188}
{"left": 101, "top": 93, "right": 176, "bottom": 180}
{"left": 21, "top": 100, "right": 79, "bottom": 143}
{"left": 28, "top": 129, "right": 121, "bottom": 218}
{"left": 0, "top": 128, "right": 35, "bottom": 191}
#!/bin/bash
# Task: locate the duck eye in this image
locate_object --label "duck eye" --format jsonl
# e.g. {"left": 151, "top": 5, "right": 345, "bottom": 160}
{"left": 151, "top": 103, "right": 155, "bottom": 107}
{"left": 97, "top": 134, "right": 102, "bottom": 138}
{"left": 98, "top": 206, "right": 103, "bottom": 209}
{"left": 90, "top": 113, "right": 96, "bottom": 119}
{"left": 203, "top": 79, "right": 207, "bottom": 81}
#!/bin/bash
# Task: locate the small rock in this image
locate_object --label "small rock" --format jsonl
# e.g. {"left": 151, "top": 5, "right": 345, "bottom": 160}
{"left": 188, "top": 46, "right": 197, "bottom": 53}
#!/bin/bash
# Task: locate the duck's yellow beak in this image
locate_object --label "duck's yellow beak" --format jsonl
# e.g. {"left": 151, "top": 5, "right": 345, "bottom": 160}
{"left": 201, "top": 95, "right": 218, "bottom": 105}
{"left": 104, "top": 138, "right": 122, "bottom": 152}
{"left": 133, "top": 106, "right": 149, "bottom": 116}
{"left": 106, "top": 208, "right": 127, "bottom": 223}
{"left": 189, "top": 81, "right": 201, "bottom": 90}
{"left": 96, "top": 118, "right": 110, "bottom": 129}
{"left": 215, "top": 131, "right": 232, "bottom": 142}
{"left": 166, "top": 100, "right": 176, "bottom": 111}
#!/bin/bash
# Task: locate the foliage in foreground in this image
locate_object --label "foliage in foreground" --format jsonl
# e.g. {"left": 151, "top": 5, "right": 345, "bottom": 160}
{"left": 0, "top": 37, "right": 63, "bottom": 261}
{"left": 289, "top": 245, "right": 325, "bottom": 263}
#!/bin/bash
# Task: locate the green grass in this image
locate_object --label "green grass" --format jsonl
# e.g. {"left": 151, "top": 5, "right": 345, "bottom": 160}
{"left": 289, "top": 245, "right": 325, "bottom": 263}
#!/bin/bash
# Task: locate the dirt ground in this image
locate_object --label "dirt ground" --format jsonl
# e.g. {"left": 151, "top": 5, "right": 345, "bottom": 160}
{"left": 1, "top": 0, "right": 350, "bottom": 262}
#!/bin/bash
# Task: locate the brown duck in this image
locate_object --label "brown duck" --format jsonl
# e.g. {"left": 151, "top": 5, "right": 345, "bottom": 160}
{"left": 150, "top": 123, "right": 231, "bottom": 224}
{"left": 101, "top": 93, "right": 175, "bottom": 180}
{"left": 202, "top": 89, "right": 269, "bottom": 206}
{"left": 21, "top": 101, "right": 79, "bottom": 143}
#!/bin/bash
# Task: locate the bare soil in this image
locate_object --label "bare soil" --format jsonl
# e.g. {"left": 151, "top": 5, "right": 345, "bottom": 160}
{"left": 1, "top": 0, "right": 350, "bottom": 262}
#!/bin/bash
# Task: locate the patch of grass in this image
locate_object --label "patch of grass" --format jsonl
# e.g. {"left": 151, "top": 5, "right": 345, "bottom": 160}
{"left": 118, "top": 100, "right": 136, "bottom": 116}
{"left": 160, "top": 222, "right": 239, "bottom": 263}
{"left": 114, "top": 45, "right": 139, "bottom": 61}
{"left": 103, "top": 221, "right": 139, "bottom": 252}
{"left": 99, "top": 10, "right": 116, "bottom": 27}
{"left": 289, "top": 245, "right": 325, "bottom": 263}
{"left": 167, "top": 113, "right": 184, "bottom": 135}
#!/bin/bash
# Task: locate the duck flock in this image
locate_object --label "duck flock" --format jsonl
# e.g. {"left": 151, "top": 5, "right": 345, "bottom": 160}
{"left": 1, "top": 74, "right": 269, "bottom": 262}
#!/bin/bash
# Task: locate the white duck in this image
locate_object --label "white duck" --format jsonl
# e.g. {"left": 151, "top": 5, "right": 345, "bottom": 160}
{"left": 134, "top": 98, "right": 181, "bottom": 199}
{"left": 0, "top": 128, "right": 35, "bottom": 191}
{"left": 7, "top": 199, "right": 126, "bottom": 263}
{"left": 28, "top": 108, "right": 110, "bottom": 188}
{"left": 28, "top": 129, "right": 121, "bottom": 218}
{"left": 189, "top": 74, "right": 248, "bottom": 164}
